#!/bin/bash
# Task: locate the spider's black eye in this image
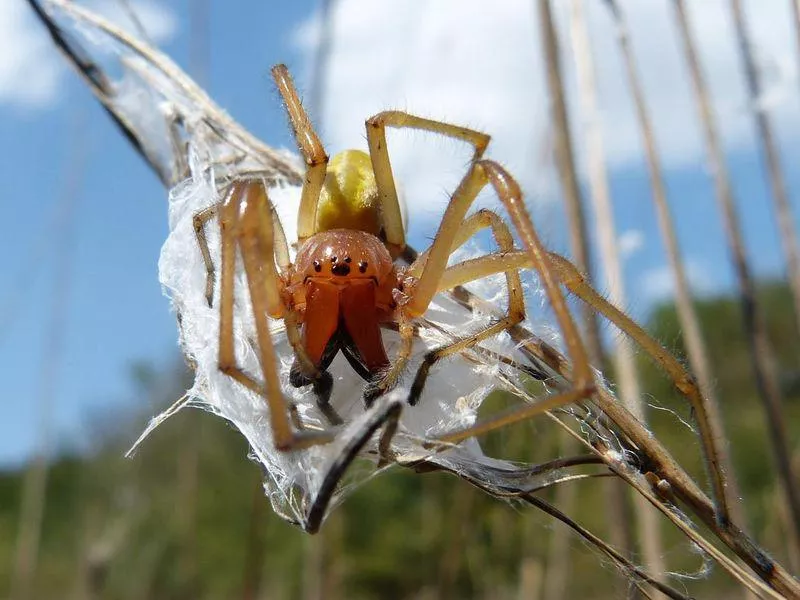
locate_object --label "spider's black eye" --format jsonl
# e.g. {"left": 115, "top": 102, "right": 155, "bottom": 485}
{"left": 313, "top": 260, "right": 321, "bottom": 273}
{"left": 344, "top": 256, "right": 352, "bottom": 263}
{"left": 330, "top": 256, "right": 337, "bottom": 263}
{"left": 358, "top": 261, "right": 368, "bottom": 273}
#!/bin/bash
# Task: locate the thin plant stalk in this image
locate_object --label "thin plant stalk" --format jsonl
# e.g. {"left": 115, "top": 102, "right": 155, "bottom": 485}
{"left": 730, "top": 0, "right": 800, "bottom": 340}
{"left": 672, "top": 0, "right": 799, "bottom": 569}
{"left": 309, "top": 0, "right": 335, "bottom": 123}
{"left": 523, "top": 495, "right": 692, "bottom": 600}
{"left": 792, "top": 1, "right": 800, "bottom": 96}
{"left": 536, "top": 0, "right": 604, "bottom": 367}
{"left": 539, "top": 1, "right": 662, "bottom": 594}
{"left": 566, "top": 3, "right": 668, "bottom": 596}
{"left": 601, "top": 0, "right": 734, "bottom": 524}
{"left": 727, "top": 0, "right": 800, "bottom": 546}
{"left": 536, "top": 3, "right": 623, "bottom": 597}
{"left": 566, "top": 1, "right": 642, "bottom": 423}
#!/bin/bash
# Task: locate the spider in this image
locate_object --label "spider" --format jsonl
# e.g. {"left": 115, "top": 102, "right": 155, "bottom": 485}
{"left": 191, "top": 65, "right": 720, "bottom": 502}
{"left": 183, "top": 64, "right": 732, "bottom": 536}
{"left": 190, "top": 64, "right": 598, "bottom": 459}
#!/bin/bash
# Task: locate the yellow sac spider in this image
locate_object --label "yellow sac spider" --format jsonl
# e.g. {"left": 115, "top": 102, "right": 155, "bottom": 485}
{"left": 193, "top": 64, "right": 599, "bottom": 454}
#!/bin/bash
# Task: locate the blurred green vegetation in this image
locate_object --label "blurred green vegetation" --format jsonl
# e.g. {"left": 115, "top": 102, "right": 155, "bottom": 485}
{"left": 1, "top": 281, "right": 798, "bottom": 599}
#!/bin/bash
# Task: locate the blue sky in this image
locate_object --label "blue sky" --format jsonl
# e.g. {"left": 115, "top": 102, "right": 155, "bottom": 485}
{"left": 1, "top": 0, "right": 799, "bottom": 467}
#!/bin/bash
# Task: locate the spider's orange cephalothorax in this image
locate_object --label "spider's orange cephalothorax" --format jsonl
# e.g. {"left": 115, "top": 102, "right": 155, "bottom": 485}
{"left": 292, "top": 229, "right": 395, "bottom": 287}
{"left": 289, "top": 229, "right": 398, "bottom": 379}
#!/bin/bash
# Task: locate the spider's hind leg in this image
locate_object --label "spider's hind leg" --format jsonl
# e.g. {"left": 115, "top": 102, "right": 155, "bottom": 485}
{"left": 405, "top": 207, "right": 526, "bottom": 406}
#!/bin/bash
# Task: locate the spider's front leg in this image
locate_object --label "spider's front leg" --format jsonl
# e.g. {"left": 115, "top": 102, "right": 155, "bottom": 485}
{"left": 193, "top": 179, "right": 290, "bottom": 308}
{"left": 216, "top": 180, "right": 332, "bottom": 451}
{"left": 272, "top": 64, "right": 328, "bottom": 243}
{"left": 271, "top": 64, "right": 342, "bottom": 417}
{"left": 361, "top": 112, "right": 495, "bottom": 402}
{"left": 365, "top": 110, "right": 492, "bottom": 257}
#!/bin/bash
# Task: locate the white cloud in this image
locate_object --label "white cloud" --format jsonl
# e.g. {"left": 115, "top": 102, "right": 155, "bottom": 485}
{"left": 292, "top": 0, "right": 799, "bottom": 220}
{"left": 568, "top": 0, "right": 800, "bottom": 171}
{"left": 618, "top": 229, "right": 645, "bottom": 260}
{"left": 0, "top": 1, "right": 62, "bottom": 108}
{"left": 640, "top": 259, "right": 717, "bottom": 302}
{"left": 0, "top": 0, "right": 177, "bottom": 109}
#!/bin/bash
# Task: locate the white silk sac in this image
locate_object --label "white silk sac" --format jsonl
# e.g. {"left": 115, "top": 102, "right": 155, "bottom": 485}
{"left": 130, "top": 147, "right": 568, "bottom": 531}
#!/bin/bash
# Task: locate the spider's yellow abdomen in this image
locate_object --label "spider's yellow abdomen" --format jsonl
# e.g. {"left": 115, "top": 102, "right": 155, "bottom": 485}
{"left": 316, "top": 149, "right": 381, "bottom": 235}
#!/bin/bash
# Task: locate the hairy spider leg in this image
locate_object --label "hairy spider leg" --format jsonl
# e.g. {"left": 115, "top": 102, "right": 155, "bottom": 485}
{"left": 194, "top": 182, "right": 289, "bottom": 307}
{"left": 394, "top": 160, "right": 596, "bottom": 444}
{"left": 435, "top": 245, "right": 731, "bottom": 519}
{"left": 365, "top": 206, "right": 527, "bottom": 403}
{"left": 357, "top": 111, "right": 496, "bottom": 399}
{"left": 193, "top": 203, "right": 218, "bottom": 306}
{"left": 405, "top": 208, "right": 526, "bottom": 405}
{"left": 271, "top": 64, "right": 328, "bottom": 243}
{"left": 366, "top": 110, "right": 491, "bottom": 257}
{"left": 544, "top": 251, "right": 730, "bottom": 521}
{"left": 218, "top": 181, "right": 330, "bottom": 450}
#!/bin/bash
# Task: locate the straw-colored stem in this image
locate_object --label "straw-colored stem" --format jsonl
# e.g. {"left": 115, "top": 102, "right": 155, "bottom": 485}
{"left": 729, "top": 0, "right": 800, "bottom": 341}
{"left": 672, "top": 0, "right": 798, "bottom": 571}
{"left": 536, "top": 0, "right": 604, "bottom": 368}
{"left": 567, "top": 2, "right": 663, "bottom": 592}
{"left": 792, "top": 1, "right": 800, "bottom": 96}
{"left": 727, "top": 0, "right": 800, "bottom": 547}
{"left": 602, "top": 0, "right": 734, "bottom": 525}
{"left": 536, "top": 6, "right": 611, "bottom": 595}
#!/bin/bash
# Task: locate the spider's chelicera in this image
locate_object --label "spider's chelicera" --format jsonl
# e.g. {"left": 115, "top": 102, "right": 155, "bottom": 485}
{"left": 286, "top": 225, "right": 398, "bottom": 407}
